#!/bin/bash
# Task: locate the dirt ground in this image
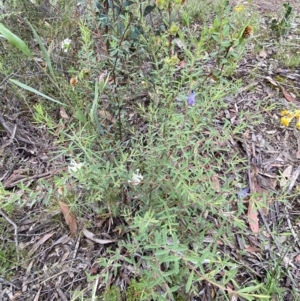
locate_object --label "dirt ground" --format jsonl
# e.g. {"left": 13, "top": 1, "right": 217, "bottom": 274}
{"left": 231, "top": 0, "right": 300, "bottom": 13}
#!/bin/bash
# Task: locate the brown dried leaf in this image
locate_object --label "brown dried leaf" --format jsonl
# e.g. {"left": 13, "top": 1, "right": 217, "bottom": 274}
{"left": 244, "top": 246, "right": 261, "bottom": 253}
{"left": 211, "top": 174, "right": 220, "bottom": 192}
{"left": 59, "top": 201, "right": 78, "bottom": 236}
{"left": 98, "top": 70, "right": 108, "bottom": 82}
{"left": 89, "top": 263, "right": 99, "bottom": 275}
{"left": 280, "top": 165, "right": 293, "bottom": 187}
{"left": 259, "top": 49, "right": 267, "bottom": 58}
{"left": 83, "top": 228, "right": 115, "bottom": 244}
{"left": 227, "top": 285, "right": 238, "bottom": 301}
{"left": 265, "top": 76, "right": 278, "bottom": 87}
{"left": 98, "top": 109, "right": 116, "bottom": 124}
{"left": 70, "top": 77, "right": 78, "bottom": 87}
{"left": 178, "top": 60, "right": 186, "bottom": 69}
{"left": 33, "top": 287, "right": 42, "bottom": 301}
{"left": 28, "top": 232, "right": 55, "bottom": 256}
{"left": 60, "top": 107, "right": 70, "bottom": 119}
{"left": 280, "top": 85, "right": 295, "bottom": 102}
{"left": 251, "top": 165, "right": 268, "bottom": 194}
{"left": 247, "top": 200, "right": 259, "bottom": 234}
{"left": 295, "top": 254, "right": 300, "bottom": 262}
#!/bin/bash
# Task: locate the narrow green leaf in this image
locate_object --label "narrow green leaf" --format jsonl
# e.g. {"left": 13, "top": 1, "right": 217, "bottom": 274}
{"left": 161, "top": 256, "right": 180, "bottom": 262}
{"left": 0, "top": 23, "right": 32, "bottom": 57}
{"left": 154, "top": 249, "right": 169, "bottom": 256}
{"left": 9, "top": 79, "right": 65, "bottom": 106}
{"left": 26, "top": 20, "right": 55, "bottom": 78}
{"left": 169, "top": 285, "right": 180, "bottom": 293}
{"left": 237, "top": 283, "right": 263, "bottom": 293}
{"left": 186, "top": 270, "right": 194, "bottom": 293}
{"left": 90, "top": 81, "right": 104, "bottom": 135}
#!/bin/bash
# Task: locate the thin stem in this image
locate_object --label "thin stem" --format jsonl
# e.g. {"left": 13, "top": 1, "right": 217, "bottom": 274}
{"left": 168, "top": 2, "right": 172, "bottom": 57}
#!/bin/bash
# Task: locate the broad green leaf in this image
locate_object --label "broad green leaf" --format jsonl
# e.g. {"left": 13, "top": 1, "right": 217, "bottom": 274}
{"left": 0, "top": 23, "right": 32, "bottom": 57}
{"left": 75, "top": 109, "right": 87, "bottom": 123}
{"left": 143, "top": 5, "right": 156, "bottom": 17}
{"left": 9, "top": 79, "right": 65, "bottom": 106}
{"left": 220, "top": 40, "right": 231, "bottom": 47}
{"left": 26, "top": 20, "right": 55, "bottom": 78}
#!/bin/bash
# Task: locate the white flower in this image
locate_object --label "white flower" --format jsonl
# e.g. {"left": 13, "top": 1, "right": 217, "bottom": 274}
{"left": 128, "top": 169, "right": 143, "bottom": 186}
{"left": 61, "top": 38, "right": 72, "bottom": 53}
{"left": 68, "top": 159, "right": 84, "bottom": 173}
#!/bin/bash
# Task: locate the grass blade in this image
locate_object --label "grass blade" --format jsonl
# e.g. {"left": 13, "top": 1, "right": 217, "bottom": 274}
{"left": 26, "top": 20, "right": 55, "bottom": 78}
{"left": 9, "top": 79, "right": 66, "bottom": 106}
{"left": 0, "top": 23, "right": 32, "bottom": 57}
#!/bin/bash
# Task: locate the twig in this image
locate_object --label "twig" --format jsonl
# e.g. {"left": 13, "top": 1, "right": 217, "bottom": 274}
{"left": 286, "top": 165, "right": 300, "bottom": 193}
{"left": 0, "top": 113, "right": 36, "bottom": 146}
{"left": 72, "top": 233, "right": 81, "bottom": 259}
{"left": 284, "top": 208, "right": 300, "bottom": 250}
{"left": 1, "top": 123, "right": 16, "bottom": 149}
{"left": 284, "top": 165, "right": 300, "bottom": 249}
{"left": 0, "top": 113, "right": 13, "bottom": 135}
{"left": 4, "top": 170, "right": 60, "bottom": 188}
{"left": 242, "top": 133, "right": 253, "bottom": 192}
{"left": 258, "top": 210, "right": 282, "bottom": 251}
{"left": 0, "top": 209, "right": 19, "bottom": 261}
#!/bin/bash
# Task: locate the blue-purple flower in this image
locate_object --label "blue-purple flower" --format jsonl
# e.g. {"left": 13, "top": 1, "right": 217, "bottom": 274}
{"left": 187, "top": 90, "right": 196, "bottom": 106}
{"left": 237, "top": 187, "right": 249, "bottom": 200}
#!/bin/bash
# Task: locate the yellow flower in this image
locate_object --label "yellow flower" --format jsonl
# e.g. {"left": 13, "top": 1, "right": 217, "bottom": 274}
{"left": 296, "top": 122, "right": 300, "bottom": 131}
{"left": 294, "top": 110, "right": 300, "bottom": 118}
{"left": 281, "top": 116, "right": 293, "bottom": 127}
{"left": 234, "top": 4, "right": 245, "bottom": 12}
{"left": 281, "top": 110, "right": 294, "bottom": 118}
{"left": 281, "top": 110, "right": 290, "bottom": 116}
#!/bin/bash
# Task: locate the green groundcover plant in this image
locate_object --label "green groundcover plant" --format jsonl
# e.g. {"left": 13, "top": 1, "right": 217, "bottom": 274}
{"left": 2, "top": 0, "right": 294, "bottom": 300}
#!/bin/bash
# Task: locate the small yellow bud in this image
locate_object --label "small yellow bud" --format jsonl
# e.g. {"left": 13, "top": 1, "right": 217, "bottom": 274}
{"left": 169, "top": 23, "right": 180, "bottom": 35}
{"left": 165, "top": 54, "right": 180, "bottom": 65}
{"left": 156, "top": 0, "right": 165, "bottom": 9}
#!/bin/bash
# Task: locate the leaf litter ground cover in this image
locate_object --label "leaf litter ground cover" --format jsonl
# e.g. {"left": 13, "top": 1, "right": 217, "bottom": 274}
{"left": 1, "top": 0, "right": 300, "bottom": 300}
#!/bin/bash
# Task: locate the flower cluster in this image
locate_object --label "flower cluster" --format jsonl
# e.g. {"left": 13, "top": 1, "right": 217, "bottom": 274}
{"left": 61, "top": 38, "right": 71, "bottom": 53}
{"left": 128, "top": 169, "right": 143, "bottom": 186}
{"left": 68, "top": 159, "right": 84, "bottom": 173}
{"left": 281, "top": 110, "right": 300, "bottom": 130}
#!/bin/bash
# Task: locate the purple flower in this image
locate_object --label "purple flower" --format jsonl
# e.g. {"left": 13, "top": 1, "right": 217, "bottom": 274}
{"left": 237, "top": 187, "right": 249, "bottom": 200}
{"left": 187, "top": 90, "right": 196, "bottom": 106}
